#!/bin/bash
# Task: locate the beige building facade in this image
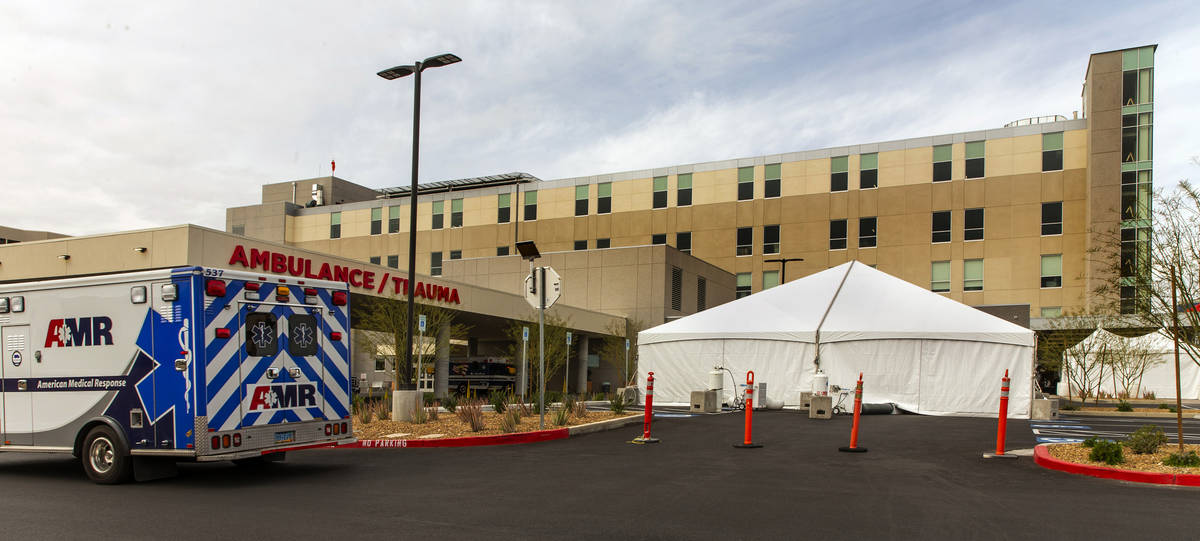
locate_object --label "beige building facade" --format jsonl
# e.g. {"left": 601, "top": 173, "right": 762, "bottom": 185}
{"left": 230, "top": 46, "right": 1157, "bottom": 322}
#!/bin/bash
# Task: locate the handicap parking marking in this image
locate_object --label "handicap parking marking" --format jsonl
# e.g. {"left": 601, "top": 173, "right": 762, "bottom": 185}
{"left": 654, "top": 413, "right": 697, "bottom": 418}
{"left": 1030, "top": 424, "right": 1091, "bottom": 429}
{"left": 1037, "top": 437, "right": 1085, "bottom": 443}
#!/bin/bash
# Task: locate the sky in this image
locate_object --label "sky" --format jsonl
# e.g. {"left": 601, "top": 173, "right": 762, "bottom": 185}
{"left": 2, "top": 1, "right": 1197, "bottom": 236}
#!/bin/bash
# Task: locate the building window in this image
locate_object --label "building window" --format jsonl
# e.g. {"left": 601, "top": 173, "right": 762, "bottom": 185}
{"left": 736, "top": 273, "right": 752, "bottom": 299}
{"left": 386, "top": 255, "right": 398, "bottom": 268}
{"left": 736, "top": 227, "right": 752, "bottom": 256}
{"left": 1120, "top": 227, "right": 1150, "bottom": 284}
{"left": 1041, "top": 202, "right": 1062, "bottom": 236}
{"left": 965, "top": 141, "right": 985, "bottom": 179}
{"left": 651, "top": 234, "right": 666, "bottom": 245}
{"left": 931, "top": 261, "right": 950, "bottom": 293}
{"left": 830, "top": 220, "right": 847, "bottom": 250}
{"left": 597, "top": 238, "right": 610, "bottom": 249}
{"left": 431, "top": 201, "right": 444, "bottom": 229}
{"left": 369, "top": 256, "right": 381, "bottom": 265}
{"left": 1122, "top": 47, "right": 1154, "bottom": 106}
{"left": 764, "top": 164, "right": 781, "bottom": 198}
{"left": 831, "top": 156, "right": 848, "bottom": 192}
{"left": 370, "top": 207, "right": 382, "bottom": 235}
{"left": 330, "top": 212, "right": 341, "bottom": 239}
{"left": 737, "top": 166, "right": 754, "bottom": 200}
{"left": 1041, "top": 254, "right": 1062, "bottom": 288}
{"left": 1042, "top": 132, "right": 1063, "bottom": 172}
{"left": 1122, "top": 170, "right": 1153, "bottom": 225}
{"left": 859, "top": 217, "right": 877, "bottom": 248}
{"left": 575, "top": 185, "right": 589, "bottom": 216}
{"left": 451, "top": 198, "right": 463, "bottom": 227}
{"left": 1041, "top": 306, "right": 1062, "bottom": 318}
{"left": 859, "top": 153, "right": 878, "bottom": 189}
{"left": 671, "top": 266, "right": 682, "bottom": 311}
{"left": 932, "top": 211, "right": 951, "bottom": 243}
{"left": 763, "top": 225, "right": 780, "bottom": 255}
{"left": 932, "top": 144, "right": 951, "bottom": 182}
{"left": 431, "top": 252, "right": 443, "bottom": 276}
{"left": 677, "top": 174, "right": 692, "bottom": 206}
{"left": 763, "top": 270, "right": 780, "bottom": 290}
{"left": 597, "top": 183, "right": 612, "bottom": 214}
{"left": 677, "top": 232, "right": 691, "bottom": 254}
{"left": 388, "top": 205, "right": 401, "bottom": 233}
{"left": 375, "top": 356, "right": 387, "bottom": 371}
{"left": 497, "top": 193, "right": 511, "bottom": 224}
{"left": 231, "top": 224, "right": 245, "bottom": 236}
{"left": 1122, "top": 112, "right": 1153, "bottom": 164}
{"left": 652, "top": 176, "right": 668, "bottom": 209}
{"left": 449, "top": 250, "right": 461, "bottom": 260}
{"left": 497, "top": 246, "right": 509, "bottom": 256}
{"left": 524, "top": 191, "right": 537, "bottom": 221}
{"left": 964, "top": 208, "right": 984, "bottom": 241}
{"left": 574, "top": 240, "right": 587, "bottom": 250}
{"left": 964, "top": 259, "right": 983, "bottom": 291}
{"left": 697, "top": 276, "right": 707, "bottom": 311}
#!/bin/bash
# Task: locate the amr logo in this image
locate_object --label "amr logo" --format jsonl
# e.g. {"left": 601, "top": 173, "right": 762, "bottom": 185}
{"left": 248, "top": 383, "right": 318, "bottom": 411}
{"left": 45, "top": 317, "right": 114, "bottom": 348}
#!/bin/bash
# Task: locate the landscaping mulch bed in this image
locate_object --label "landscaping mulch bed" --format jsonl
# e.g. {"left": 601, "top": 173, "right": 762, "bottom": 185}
{"left": 354, "top": 409, "right": 637, "bottom": 440}
{"left": 1045, "top": 442, "right": 1200, "bottom": 474}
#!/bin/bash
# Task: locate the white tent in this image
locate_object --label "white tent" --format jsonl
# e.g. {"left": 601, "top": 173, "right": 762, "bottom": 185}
{"left": 638, "top": 261, "right": 1036, "bottom": 417}
{"left": 1057, "top": 328, "right": 1200, "bottom": 400}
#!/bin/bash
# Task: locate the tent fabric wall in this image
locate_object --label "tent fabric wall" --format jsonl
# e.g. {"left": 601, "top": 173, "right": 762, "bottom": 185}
{"left": 1057, "top": 329, "right": 1200, "bottom": 400}
{"left": 638, "top": 261, "right": 1035, "bottom": 418}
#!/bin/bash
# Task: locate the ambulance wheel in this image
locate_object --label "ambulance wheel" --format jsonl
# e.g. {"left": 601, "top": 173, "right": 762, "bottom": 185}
{"left": 455, "top": 384, "right": 468, "bottom": 396}
{"left": 82, "top": 425, "right": 133, "bottom": 484}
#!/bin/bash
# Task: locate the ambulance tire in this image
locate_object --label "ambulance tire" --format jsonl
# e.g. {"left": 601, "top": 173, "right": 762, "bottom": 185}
{"left": 82, "top": 425, "right": 133, "bottom": 484}
{"left": 455, "top": 384, "right": 468, "bottom": 396}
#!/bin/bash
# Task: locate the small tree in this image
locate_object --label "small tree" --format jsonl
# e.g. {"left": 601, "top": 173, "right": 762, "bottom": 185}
{"left": 503, "top": 312, "right": 572, "bottom": 398}
{"left": 1110, "top": 333, "right": 1164, "bottom": 398}
{"left": 353, "top": 297, "right": 469, "bottom": 390}
{"left": 594, "top": 317, "right": 646, "bottom": 387}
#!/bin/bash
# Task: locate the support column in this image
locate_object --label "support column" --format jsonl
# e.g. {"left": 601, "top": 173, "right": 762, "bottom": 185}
{"left": 577, "top": 335, "right": 589, "bottom": 396}
{"left": 435, "top": 324, "right": 450, "bottom": 398}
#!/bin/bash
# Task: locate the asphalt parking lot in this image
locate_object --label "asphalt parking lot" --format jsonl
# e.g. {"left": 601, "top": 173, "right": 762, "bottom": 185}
{"left": 2, "top": 411, "right": 1199, "bottom": 540}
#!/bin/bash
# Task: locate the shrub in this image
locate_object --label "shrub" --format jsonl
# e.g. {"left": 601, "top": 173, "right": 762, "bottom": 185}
{"left": 563, "top": 394, "right": 578, "bottom": 413}
{"left": 427, "top": 401, "right": 439, "bottom": 421}
{"left": 1096, "top": 390, "right": 1113, "bottom": 400}
{"left": 490, "top": 392, "right": 508, "bottom": 414}
{"left": 609, "top": 395, "right": 627, "bottom": 414}
{"left": 553, "top": 406, "right": 570, "bottom": 426}
{"left": 1088, "top": 439, "right": 1125, "bottom": 465}
{"left": 1158, "top": 403, "right": 1171, "bottom": 410}
{"left": 545, "top": 391, "right": 563, "bottom": 406}
{"left": 441, "top": 394, "right": 458, "bottom": 414}
{"left": 1081, "top": 436, "right": 1104, "bottom": 448}
{"left": 354, "top": 396, "right": 372, "bottom": 425}
{"left": 411, "top": 400, "right": 429, "bottom": 424}
{"left": 1116, "top": 390, "right": 1130, "bottom": 400}
{"left": 457, "top": 399, "right": 485, "bottom": 432}
{"left": 1060, "top": 402, "right": 1079, "bottom": 411}
{"left": 1164, "top": 451, "right": 1200, "bottom": 467}
{"left": 423, "top": 392, "right": 436, "bottom": 406}
{"left": 1142, "top": 390, "right": 1157, "bottom": 400}
{"left": 1116, "top": 400, "right": 1134, "bottom": 412}
{"left": 1127, "top": 424, "right": 1168, "bottom": 454}
{"left": 573, "top": 400, "right": 589, "bottom": 419}
{"left": 500, "top": 408, "right": 521, "bottom": 433}
{"left": 375, "top": 400, "right": 391, "bottom": 421}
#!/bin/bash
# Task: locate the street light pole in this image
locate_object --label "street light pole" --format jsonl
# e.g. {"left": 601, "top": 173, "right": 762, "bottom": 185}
{"left": 378, "top": 53, "right": 461, "bottom": 391}
{"left": 764, "top": 257, "right": 804, "bottom": 284}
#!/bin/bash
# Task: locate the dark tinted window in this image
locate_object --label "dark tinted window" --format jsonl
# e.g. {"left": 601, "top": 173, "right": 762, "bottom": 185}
{"left": 1042, "top": 150, "right": 1062, "bottom": 171}
{"left": 736, "top": 227, "right": 752, "bottom": 256}
{"left": 738, "top": 182, "right": 754, "bottom": 200}
{"left": 965, "top": 158, "right": 984, "bottom": 179}
{"left": 574, "top": 240, "right": 587, "bottom": 250}
{"left": 497, "top": 246, "right": 509, "bottom": 256}
{"left": 576, "top": 199, "right": 588, "bottom": 216}
{"left": 287, "top": 314, "right": 319, "bottom": 357}
{"left": 596, "top": 238, "right": 610, "bottom": 249}
{"left": 763, "top": 225, "right": 779, "bottom": 254}
{"left": 859, "top": 169, "right": 877, "bottom": 189}
{"left": 245, "top": 312, "right": 278, "bottom": 357}
{"left": 1042, "top": 202, "right": 1063, "bottom": 235}
{"left": 653, "top": 191, "right": 667, "bottom": 209}
{"left": 932, "top": 161, "right": 951, "bottom": 182}
{"left": 964, "top": 208, "right": 984, "bottom": 241}
{"left": 859, "top": 217, "right": 877, "bottom": 248}
{"left": 830, "top": 172, "right": 848, "bottom": 192}
{"left": 764, "top": 178, "right": 780, "bottom": 198}
{"left": 932, "top": 211, "right": 951, "bottom": 243}
{"left": 676, "top": 232, "right": 691, "bottom": 253}
{"left": 497, "top": 207, "right": 510, "bottom": 223}
{"left": 651, "top": 234, "right": 666, "bottom": 245}
{"left": 829, "top": 220, "right": 847, "bottom": 250}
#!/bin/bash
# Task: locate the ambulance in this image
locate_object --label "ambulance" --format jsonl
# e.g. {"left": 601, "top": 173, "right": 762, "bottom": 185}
{"left": 0, "top": 266, "right": 354, "bottom": 483}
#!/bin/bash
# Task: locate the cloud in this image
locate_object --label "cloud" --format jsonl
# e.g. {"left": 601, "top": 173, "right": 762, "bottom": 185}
{"left": 0, "top": 1, "right": 1194, "bottom": 236}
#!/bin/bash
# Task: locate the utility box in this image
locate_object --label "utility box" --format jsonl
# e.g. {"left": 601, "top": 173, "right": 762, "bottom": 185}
{"left": 809, "top": 395, "right": 833, "bottom": 420}
{"left": 690, "top": 390, "right": 720, "bottom": 413}
{"left": 1031, "top": 398, "right": 1059, "bottom": 420}
{"left": 799, "top": 391, "right": 813, "bottom": 413}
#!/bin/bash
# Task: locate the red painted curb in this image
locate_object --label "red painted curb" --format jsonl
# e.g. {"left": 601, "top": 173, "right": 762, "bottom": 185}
{"left": 1033, "top": 444, "right": 1200, "bottom": 486}
{"left": 339, "top": 428, "right": 569, "bottom": 449}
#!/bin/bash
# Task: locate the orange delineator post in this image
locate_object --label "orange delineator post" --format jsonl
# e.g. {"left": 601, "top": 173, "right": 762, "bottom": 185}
{"left": 632, "top": 371, "right": 660, "bottom": 444}
{"left": 839, "top": 373, "right": 868, "bottom": 453}
{"left": 734, "top": 371, "right": 762, "bottom": 448}
{"left": 983, "top": 369, "right": 1017, "bottom": 459}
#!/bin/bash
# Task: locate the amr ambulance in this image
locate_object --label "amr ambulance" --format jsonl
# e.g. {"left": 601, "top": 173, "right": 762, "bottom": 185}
{"left": 0, "top": 266, "right": 354, "bottom": 483}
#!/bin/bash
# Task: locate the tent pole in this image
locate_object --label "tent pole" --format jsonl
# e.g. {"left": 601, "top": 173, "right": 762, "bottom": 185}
{"left": 814, "top": 261, "right": 856, "bottom": 370}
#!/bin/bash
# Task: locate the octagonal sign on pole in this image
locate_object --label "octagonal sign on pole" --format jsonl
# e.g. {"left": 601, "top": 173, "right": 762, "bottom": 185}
{"left": 524, "top": 266, "right": 562, "bottom": 309}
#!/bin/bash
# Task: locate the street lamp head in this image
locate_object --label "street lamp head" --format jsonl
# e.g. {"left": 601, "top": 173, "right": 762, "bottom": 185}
{"left": 422, "top": 53, "right": 462, "bottom": 69}
{"left": 377, "top": 65, "right": 416, "bottom": 80}
{"left": 515, "top": 240, "right": 540, "bottom": 261}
